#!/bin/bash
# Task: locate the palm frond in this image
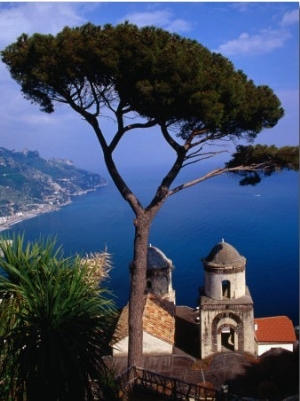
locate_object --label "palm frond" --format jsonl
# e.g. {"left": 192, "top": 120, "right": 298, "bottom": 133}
{"left": 0, "top": 235, "right": 117, "bottom": 401}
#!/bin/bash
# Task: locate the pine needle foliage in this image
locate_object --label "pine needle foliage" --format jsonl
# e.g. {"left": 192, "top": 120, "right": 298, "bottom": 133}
{"left": 226, "top": 144, "right": 299, "bottom": 185}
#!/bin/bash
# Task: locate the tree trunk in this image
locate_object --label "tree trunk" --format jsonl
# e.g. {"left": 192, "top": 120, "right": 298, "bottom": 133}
{"left": 127, "top": 212, "right": 151, "bottom": 369}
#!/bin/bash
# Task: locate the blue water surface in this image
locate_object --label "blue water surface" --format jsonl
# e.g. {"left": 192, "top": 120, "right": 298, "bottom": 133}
{"left": 3, "top": 167, "right": 299, "bottom": 325}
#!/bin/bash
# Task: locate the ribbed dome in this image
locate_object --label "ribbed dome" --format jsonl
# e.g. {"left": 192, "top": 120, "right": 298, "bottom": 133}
{"left": 204, "top": 240, "right": 245, "bottom": 268}
{"left": 147, "top": 245, "right": 172, "bottom": 270}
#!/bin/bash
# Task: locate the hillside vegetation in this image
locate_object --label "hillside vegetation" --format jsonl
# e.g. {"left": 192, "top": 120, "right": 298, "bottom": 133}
{"left": 0, "top": 147, "right": 106, "bottom": 219}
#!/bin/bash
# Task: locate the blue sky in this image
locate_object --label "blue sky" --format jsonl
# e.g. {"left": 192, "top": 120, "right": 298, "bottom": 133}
{"left": 0, "top": 2, "right": 299, "bottom": 174}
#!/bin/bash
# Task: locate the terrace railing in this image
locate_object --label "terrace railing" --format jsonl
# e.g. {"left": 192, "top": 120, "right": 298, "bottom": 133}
{"left": 116, "top": 365, "right": 218, "bottom": 400}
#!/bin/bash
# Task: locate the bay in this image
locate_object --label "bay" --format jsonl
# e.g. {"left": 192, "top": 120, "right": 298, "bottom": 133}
{"left": 2, "top": 166, "right": 299, "bottom": 325}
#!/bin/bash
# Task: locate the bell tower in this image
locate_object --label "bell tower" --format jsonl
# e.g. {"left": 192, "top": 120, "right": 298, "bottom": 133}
{"left": 146, "top": 245, "right": 175, "bottom": 303}
{"left": 199, "top": 240, "right": 255, "bottom": 358}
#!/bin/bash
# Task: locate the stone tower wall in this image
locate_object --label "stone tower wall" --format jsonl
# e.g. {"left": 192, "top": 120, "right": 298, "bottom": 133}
{"left": 205, "top": 267, "right": 246, "bottom": 300}
{"left": 200, "top": 302, "right": 255, "bottom": 358}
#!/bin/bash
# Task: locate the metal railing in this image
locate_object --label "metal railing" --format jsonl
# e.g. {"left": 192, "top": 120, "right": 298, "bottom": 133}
{"left": 116, "top": 365, "right": 217, "bottom": 400}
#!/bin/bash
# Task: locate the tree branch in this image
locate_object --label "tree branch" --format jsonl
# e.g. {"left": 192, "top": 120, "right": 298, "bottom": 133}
{"left": 183, "top": 150, "right": 228, "bottom": 168}
{"left": 145, "top": 147, "right": 187, "bottom": 211}
{"left": 168, "top": 163, "right": 270, "bottom": 196}
{"left": 160, "top": 123, "right": 182, "bottom": 153}
{"left": 124, "top": 119, "right": 157, "bottom": 133}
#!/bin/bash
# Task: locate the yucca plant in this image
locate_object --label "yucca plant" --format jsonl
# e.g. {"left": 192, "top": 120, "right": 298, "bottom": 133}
{"left": 0, "top": 235, "right": 118, "bottom": 401}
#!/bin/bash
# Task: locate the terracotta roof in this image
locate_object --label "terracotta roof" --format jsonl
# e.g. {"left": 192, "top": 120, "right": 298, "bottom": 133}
{"left": 143, "top": 293, "right": 175, "bottom": 344}
{"left": 113, "top": 303, "right": 129, "bottom": 344}
{"left": 254, "top": 316, "right": 297, "bottom": 343}
{"left": 113, "top": 293, "right": 175, "bottom": 345}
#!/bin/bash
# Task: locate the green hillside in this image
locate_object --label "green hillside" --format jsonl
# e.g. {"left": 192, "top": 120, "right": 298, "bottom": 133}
{"left": 0, "top": 147, "right": 106, "bottom": 218}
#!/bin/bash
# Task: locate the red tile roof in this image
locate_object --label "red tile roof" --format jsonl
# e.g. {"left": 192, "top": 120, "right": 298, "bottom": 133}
{"left": 254, "top": 316, "right": 297, "bottom": 343}
{"left": 113, "top": 293, "right": 175, "bottom": 345}
{"left": 143, "top": 294, "right": 175, "bottom": 344}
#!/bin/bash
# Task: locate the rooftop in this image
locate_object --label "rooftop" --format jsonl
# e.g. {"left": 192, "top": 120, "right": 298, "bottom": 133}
{"left": 147, "top": 245, "right": 173, "bottom": 270}
{"left": 203, "top": 240, "right": 245, "bottom": 268}
{"left": 254, "top": 316, "right": 297, "bottom": 343}
{"left": 113, "top": 293, "right": 175, "bottom": 345}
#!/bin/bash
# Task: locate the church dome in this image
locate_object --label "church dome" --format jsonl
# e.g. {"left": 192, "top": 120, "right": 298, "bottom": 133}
{"left": 147, "top": 245, "right": 172, "bottom": 270}
{"left": 204, "top": 240, "right": 245, "bottom": 268}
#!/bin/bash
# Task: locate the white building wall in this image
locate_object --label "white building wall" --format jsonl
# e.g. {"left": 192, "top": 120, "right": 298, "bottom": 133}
{"left": 112, "top": 336, "right": 129, "bottom": 356}
{"left": 142, "top": 331, "right": 173, "bottom": 354}
{"left": 112, "top": 331, "right": 173, "bottom": 356}
{"left": 255, "top": 342, "right": 294, "bottom": 356}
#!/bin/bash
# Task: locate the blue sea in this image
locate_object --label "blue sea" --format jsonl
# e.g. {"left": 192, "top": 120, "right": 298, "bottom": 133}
{"left": 2, "top": 166, "right": 299, "bottom": 325}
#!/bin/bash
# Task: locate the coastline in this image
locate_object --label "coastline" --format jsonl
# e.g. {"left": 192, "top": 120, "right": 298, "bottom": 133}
{"left": 0, "top": 185, "right": 106, "bottom": 233}
{"left": 0, "top": 203, "right": 69, "bottom": 233}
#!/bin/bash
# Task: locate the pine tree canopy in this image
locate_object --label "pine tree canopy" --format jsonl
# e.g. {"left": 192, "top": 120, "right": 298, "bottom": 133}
{"left": 1, "top": 22, "right": 284, "bottom": 143}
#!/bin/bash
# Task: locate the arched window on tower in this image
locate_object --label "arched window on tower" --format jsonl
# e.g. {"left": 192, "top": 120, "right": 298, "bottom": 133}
{"left": 221, "top": 325, "right": 234, "bottom": 351}
{"left": 222, "top": 280, "right": 231, "bottom": 298}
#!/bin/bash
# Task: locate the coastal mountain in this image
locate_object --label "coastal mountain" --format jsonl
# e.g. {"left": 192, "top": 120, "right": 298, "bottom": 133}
{"left": 0, "top": 147, "right": 106, "bottom": 221}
